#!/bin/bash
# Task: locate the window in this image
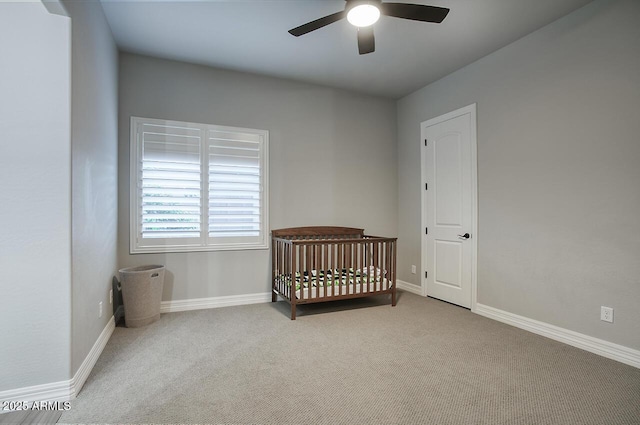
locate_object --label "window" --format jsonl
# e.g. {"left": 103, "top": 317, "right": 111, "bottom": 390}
{"left": 130, "top": 117, "right": 269, "bottom": 253}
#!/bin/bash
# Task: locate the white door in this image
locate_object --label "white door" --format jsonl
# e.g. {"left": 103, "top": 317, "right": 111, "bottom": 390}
{"left": 421, "top": 105, "right": 477, "bottom": 309}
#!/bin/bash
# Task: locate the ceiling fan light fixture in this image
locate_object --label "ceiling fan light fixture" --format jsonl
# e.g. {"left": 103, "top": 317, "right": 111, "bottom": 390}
{"left": 347, "top": 4, "right": 380, "bottom": 27}
{"left": 288, "top": 0, "right": 449, "bottom": 55}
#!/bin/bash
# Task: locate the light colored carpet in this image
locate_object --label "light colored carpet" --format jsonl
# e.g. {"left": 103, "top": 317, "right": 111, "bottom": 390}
{"left": 60, "top": 292, "right": 640, "bottom": 424}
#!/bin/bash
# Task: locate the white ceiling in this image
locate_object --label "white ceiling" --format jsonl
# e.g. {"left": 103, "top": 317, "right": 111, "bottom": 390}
{"left": 100, "top": 0, "right": 594, "bottom": 99}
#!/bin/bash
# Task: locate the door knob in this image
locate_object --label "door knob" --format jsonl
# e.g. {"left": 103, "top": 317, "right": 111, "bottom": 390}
{"left": 457, "top": 233, "right": 470, "bottom": 240}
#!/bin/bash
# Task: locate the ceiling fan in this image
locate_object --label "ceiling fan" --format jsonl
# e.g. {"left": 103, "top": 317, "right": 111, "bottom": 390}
{"left": 288, "top": 0, "right": 450, "bottom": 55}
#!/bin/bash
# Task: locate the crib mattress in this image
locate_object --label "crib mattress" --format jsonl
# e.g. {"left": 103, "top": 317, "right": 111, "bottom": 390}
{"left": 295, "top": 279, "right": 392, "bottom": 299}
{"left": 276, "top": 267, "right": 392, "bottom": 299}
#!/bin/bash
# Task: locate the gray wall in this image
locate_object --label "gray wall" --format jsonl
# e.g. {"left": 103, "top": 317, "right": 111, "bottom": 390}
{"left": 0, "top": 2, "right": 71, "bottom": 390}
{"left": 62, "top": 0, "right": 119, "bottom": 375}
{"left": 397, "top": 0, "right": 640, "bottom": 350}
{"left": 118, "top": 53, "right": 397, "bottom": 301}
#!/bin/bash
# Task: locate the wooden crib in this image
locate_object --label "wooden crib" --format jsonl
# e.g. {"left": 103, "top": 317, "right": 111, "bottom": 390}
{"left": 271, "top": 226, "right": 397, "bottom": 320}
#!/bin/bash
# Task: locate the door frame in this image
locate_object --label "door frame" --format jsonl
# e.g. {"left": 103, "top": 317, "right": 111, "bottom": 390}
{"left": 420, "top": 103, "right": 478, "bottom": 311}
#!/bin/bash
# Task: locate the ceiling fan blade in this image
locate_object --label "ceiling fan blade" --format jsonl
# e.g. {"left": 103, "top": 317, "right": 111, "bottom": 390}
{"left": 381, "top": 3, "right": 450, "bottom": 23}
{"left": 357, "top": 26, "right": 375, "bottom": 55}
{"left": 288, "top": 11, "right": 346, "bottom": 37}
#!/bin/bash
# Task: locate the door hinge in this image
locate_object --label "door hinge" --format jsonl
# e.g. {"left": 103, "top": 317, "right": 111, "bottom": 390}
{"left": 425, "top": 227, "right": 428, "bottom": 235}
{"left": 425, "top": 183, "right": 428, "bottom": 190}
{"left": 425, "top": 271, "right": 428, "bottom": 278}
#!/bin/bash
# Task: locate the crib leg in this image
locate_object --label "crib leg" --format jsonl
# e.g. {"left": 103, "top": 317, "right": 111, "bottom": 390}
{"left": 272, "top": 290, "right": 277, "bottom": 302}
{"left": 391, "top": 288, "right": 397, "bottom": 307}
{"left": 291, "top": 304, "right": 296, "bottom": 320}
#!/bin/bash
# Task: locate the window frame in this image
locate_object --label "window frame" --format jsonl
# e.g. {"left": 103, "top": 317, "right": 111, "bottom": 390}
{"left": 129, "top": 116, "right": 269, "bottom": 254}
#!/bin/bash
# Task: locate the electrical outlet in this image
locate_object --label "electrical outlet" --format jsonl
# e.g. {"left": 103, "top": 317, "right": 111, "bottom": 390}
{"left": 411, "top": 265, "right": 416, "bottom": 274}
{"left": 109, "top": 289, "right": 113, "bottom": 305}
{"left": 99, "top": 301, "right": 103, "bottom": 318}
{"left": 600, "top": 306, "right": 613, "bottom": 323}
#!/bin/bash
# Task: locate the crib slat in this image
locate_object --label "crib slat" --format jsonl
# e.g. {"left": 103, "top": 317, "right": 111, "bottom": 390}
{"left": 272, "top": 240, "right": 276, "bottom": 293}
{"left": 383, "top": 241, "right": 387, "bottom": 291}
{"left": 277, "top": 240, "right": 281, "bottom": 296}
{"left": 380, "top": 241, "right": 384, "bottom": 291}
{"left": 354, "top": 242, "right": 359, "bottom": 295}
{"left": 363, "top": 242, "right": 368, "bottom": 294}
{"left": 385, "top": 242, "right": 393, "bottom": 289}
{"left": 373, "top": 241, "right": 379, "bottom": 294}
{"left": 380, "top": 242, "right": 389, "bottom": 291}
{"left": 312, "top": 244, "right": 316, "bottom": 271}
{"left": 355, "top": 242, "right": 360, "bottom": 296}
{"left": 347, "top": 243, "right": 352, "bottom": 295}
{"left": 392, "top": 239, "right": 397, "bottom": 305}
{"left": 328, "top": 243, "right": 333, "bottom": 298}
{"left": 380, "top": 240, "right": 384, "bottom": 291}
{"left": 331, "top": 243, "right": 340, "bottom": 297}
{"left": 316, "top": 243, "right": 322, "bottom": 299}
{"left": 363, "top": 240, "right": 368, "bottom": 294}
{"left": 279, "top": 242, "right": 282, "bottom": 297}
{"left": 292, "top": 244, "right": 297, "bottom": 302}
{"left": 335, "top": 243, "right": 340, "bottom": 296}
{"left": 292, "top": 243, "right": 296, "bottom": 301}
{"left": 300, "top": 244, "right": 305, "bottom": 301}
{"left": 285, "top": 242, "right": 289, "bottom": 299}
{"left": 287, "top": 243, "right": 291, "bottom": 300}
{"left": 383, "top": 240, "right": 387, "bottom": 293}
{"left": 374, "top": 240, "right": 379, "bottom": 270}
{"left": 307, "top": 244, "right": 313, "bottom": 300}
{"left": 301, "top": 244, "right": 304, "bottom": 301}
{"left": 307, "top": 244, "right": 311, "bottom": 300}
{"left": 344, "top": 243, "right": 349, "bottom": 296}
{"left": 322, "top": 244, "right": 329, "bottom": 297}
{"left": 366, "top": 240, "right": 370, "bottom": 294}
{"left": 340, "top": 242, "right": 343, "bottom": 295}
{"left": 279, "top": 241, "right": 282, "bottom": 297}
{"left": 280, "top": 242, "right": 284, "bottom": 296}
{"left": 299, "top": 245, "right": 304, "bottom": 301}
{"left": 332, "top": 243, "right": 336, "bottom": 297}
{"left": 343, "top": 243, "right": 349, "bottom": 296}
{"left": 314, "top": 244, "right": 319, "bottom": 299}
{"left": 276, "top": 240, "right": 280, "bottom": 296}
{"left": 344, "top": 244, "right": 353, "bottom": 294}
{"left": 351, "top": 243, "right": 355, "bottom": 295}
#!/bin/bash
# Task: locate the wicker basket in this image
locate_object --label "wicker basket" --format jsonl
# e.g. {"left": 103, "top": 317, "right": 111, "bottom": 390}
{"left": 118, "top": 265, "right": 165, "bottom": 328}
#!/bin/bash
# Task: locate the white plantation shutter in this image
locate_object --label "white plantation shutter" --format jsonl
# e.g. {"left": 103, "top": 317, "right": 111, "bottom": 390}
{"left": 140, "top": 124, "right": 202, "bottom": 240}
{"left": 208, "top": 130, "right": 264, "bottom": 244}
{"left": 130, "top": 117, "right": 268, "bottom": 253}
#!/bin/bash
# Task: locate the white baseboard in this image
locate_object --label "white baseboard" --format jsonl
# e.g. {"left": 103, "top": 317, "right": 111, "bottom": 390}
{"left": 70, "top": 316, "right": 115, "bottom": 396}
{"left": 396, "top": 279, "right": 423, "bottom": 296}
{"left": 0, "top": 380, "right": 72, "bottom": 409}
{"left": 0, "top": 316, "right": 115, "bottom": 411}
{"left": 475, "top": 303, "right": 640, "bottom": 369}
{"left": 161, "top": 292, "right": 272, "bottom": 313}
